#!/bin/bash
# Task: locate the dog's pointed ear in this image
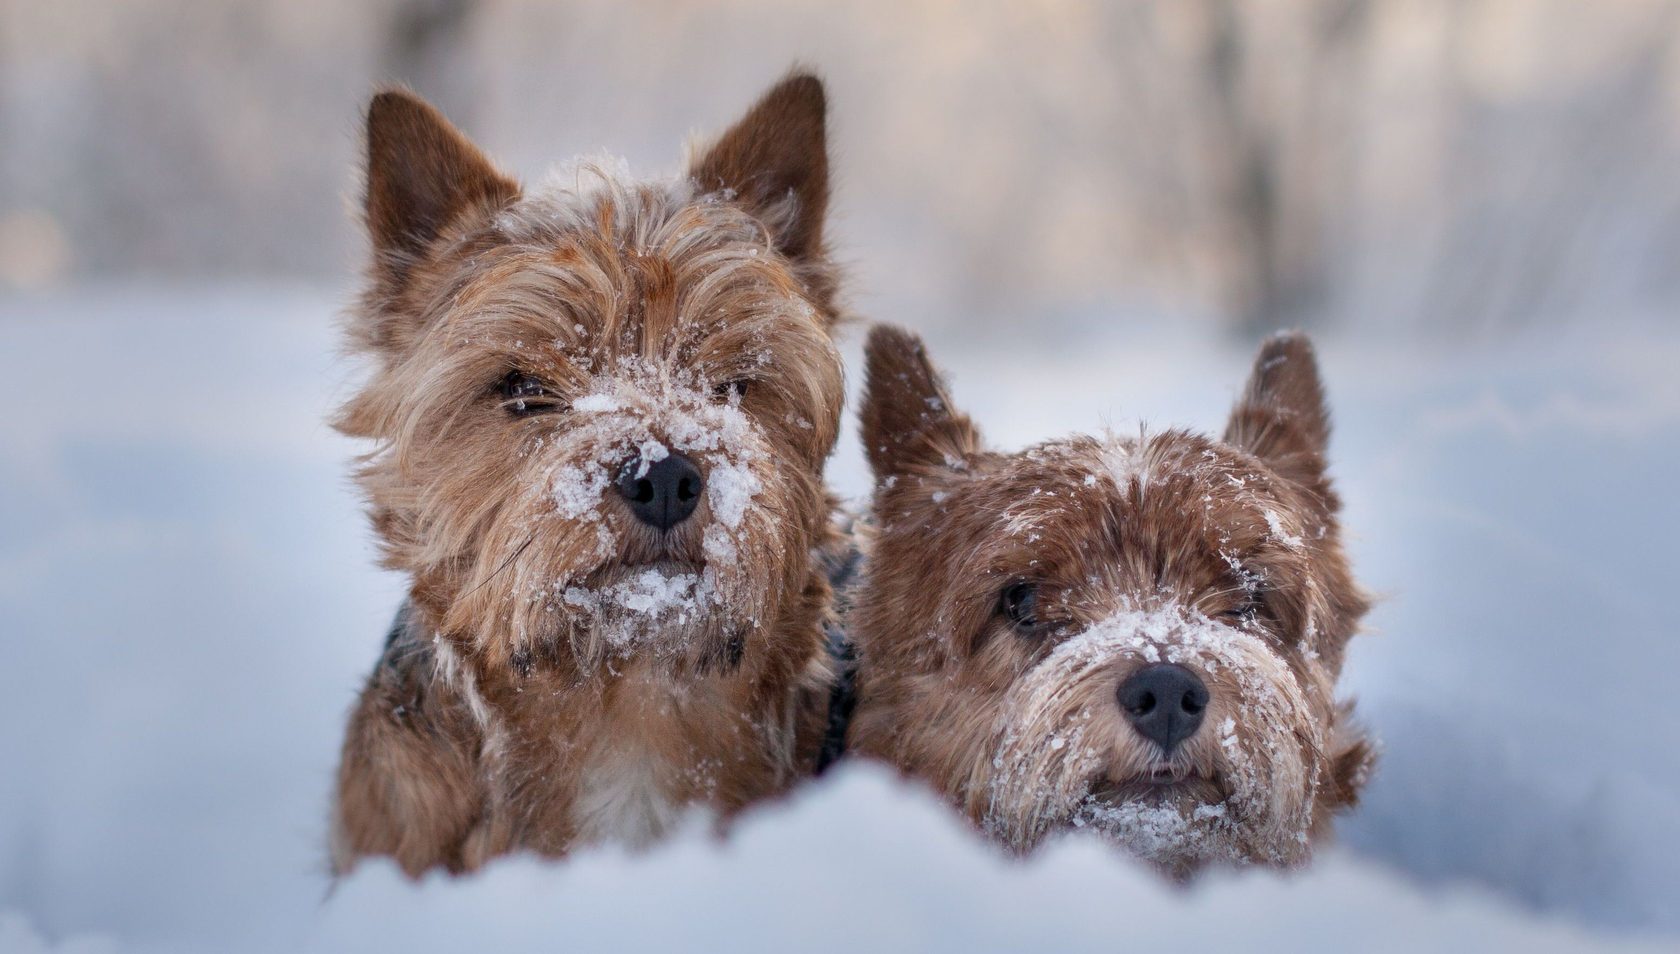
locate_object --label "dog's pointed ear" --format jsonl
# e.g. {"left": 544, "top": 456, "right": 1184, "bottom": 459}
{"left": 363, "top": 89, "right": 519, "bottom": 290}
{"left": 1225, "top": 332, "right": 1333, "bottom": 493}
{"left": 861, "top": 325, "right": 983, "bottom": 482}
{"left": 689, "top": 72, "right": 830, "bottom": 264}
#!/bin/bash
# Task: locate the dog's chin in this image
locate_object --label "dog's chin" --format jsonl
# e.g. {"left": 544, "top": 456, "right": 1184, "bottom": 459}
{"left": 599, "top": 556, "right": 705, "bottom": 580}
{"left": 1066, "top": 771, "right": 1245, "bottom": 877}
{"left": 1090, "top": 770, "right": 1228, "bottom": 810}
{"left": 555, "top": 558, "right": 755, "bottom": 671}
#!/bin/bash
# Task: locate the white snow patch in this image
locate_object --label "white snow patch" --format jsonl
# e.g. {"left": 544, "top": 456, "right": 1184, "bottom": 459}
{"left": 1100, "top": 436, "right": 1154, "bottom": 491}
{"left": 552, "top": 463, "right": 613, "bottom": 518}
{"left": 572, "top": 392, "right": 622, "bottom": 414}
{"left": 705, "top": 459, "right": 762, "bottom": 530}
{"left": 1263, "top": 509, "right": 1305, "bottom": 549}
{"left": 562, "top": 568, "right": 720, "bottom": 650}
{"left": 634, "top": 438, "right": 668, "bottom": 478}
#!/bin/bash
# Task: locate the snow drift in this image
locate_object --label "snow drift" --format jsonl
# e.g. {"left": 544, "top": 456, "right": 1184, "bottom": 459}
{"left": 0, "top": 286, "right": 1674, "bottom": 951}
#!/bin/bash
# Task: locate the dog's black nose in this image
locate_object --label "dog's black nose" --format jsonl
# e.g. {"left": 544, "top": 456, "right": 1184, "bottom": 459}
{"left": 1117, "top": 663, "right": 1208, "bottom": 752}
{"left": 617, "top": 452, "right": 704, "bottom": 530}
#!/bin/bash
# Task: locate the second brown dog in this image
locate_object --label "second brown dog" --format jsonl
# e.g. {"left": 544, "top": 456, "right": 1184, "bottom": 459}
{"left": 846, "top": 325, "right": 1374, "bottom": 877}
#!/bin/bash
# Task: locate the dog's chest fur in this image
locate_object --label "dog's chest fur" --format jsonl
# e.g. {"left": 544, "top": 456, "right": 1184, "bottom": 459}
{"left": 569, "top": 730, "right": 682, "bottom": 848}
{"left": 470, "top": 655, "right": 788, "bottom": 855}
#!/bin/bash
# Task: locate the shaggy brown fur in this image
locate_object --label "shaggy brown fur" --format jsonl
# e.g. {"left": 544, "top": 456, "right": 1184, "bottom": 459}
{"left": 330, "top": 74, "right": 847, "bottom": 877}
{"left": 849, "top": 325, "right": 1373, "bottom": 877}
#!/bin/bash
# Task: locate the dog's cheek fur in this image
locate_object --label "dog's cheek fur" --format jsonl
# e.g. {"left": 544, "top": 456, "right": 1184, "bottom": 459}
{"left": 861, "top": 644, "right": 1021, "bottom": 815}
{"left": 847, "top": 501, "right": 1034, "bottom": 817}
{"left": 1320, "top": 703, "right": 1377, "bottom": 815}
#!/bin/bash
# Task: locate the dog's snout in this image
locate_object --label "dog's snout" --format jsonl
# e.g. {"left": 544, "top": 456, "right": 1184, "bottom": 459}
{"left": 1117, "top": 663, "right": 1208, "bottom": 752}
{"left": 617, "top": 452, "right": 704, "bottom": 530}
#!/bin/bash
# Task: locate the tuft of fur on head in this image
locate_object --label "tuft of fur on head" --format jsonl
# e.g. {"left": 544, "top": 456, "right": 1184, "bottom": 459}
{"left": 331, "top": 73, "right": 848, "bottom": 876}
{"left": 847, "top": 325, "right": 1373, "bottom": 878}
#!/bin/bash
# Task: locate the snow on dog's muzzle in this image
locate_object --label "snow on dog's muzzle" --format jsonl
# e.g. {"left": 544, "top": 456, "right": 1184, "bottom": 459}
{"left": 500, "top": 366, "right": 779, "bottom": 667}
{"left": 982, "top": 604, "right": 1325, "bottom": 871}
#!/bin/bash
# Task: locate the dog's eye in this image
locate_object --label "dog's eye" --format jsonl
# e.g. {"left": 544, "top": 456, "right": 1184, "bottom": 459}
{"left": 998, "top": 580, "right": 1039, "bottom": 630}
{"left": 497, "top": 372, "right": 564, "bottom": 416}
{"left": 1218, "top": 594, "right": 1264, "bottom": 626}
{"left": 712, "top": 379, "right": 750, "bottom": 403}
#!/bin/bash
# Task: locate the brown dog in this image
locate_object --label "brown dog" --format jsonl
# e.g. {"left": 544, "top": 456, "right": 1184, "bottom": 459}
{"left": 329, "top": 74, "right": 847, "bottom": 876}
{"left": 847, "top": 325, "right": 1374, "bottom": 876}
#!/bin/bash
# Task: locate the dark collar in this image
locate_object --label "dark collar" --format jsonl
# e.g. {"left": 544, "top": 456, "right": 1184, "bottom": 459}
{"left": 813, "top": 538, "right": 863, "bottom": 775}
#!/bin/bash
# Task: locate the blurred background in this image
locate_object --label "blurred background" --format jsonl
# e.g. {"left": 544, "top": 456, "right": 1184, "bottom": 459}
{"left": 7, "top": 0, "right": 1680, "bottom": 335}
{"left": 2, "top": 2, "right": 1677, "bottom": 952}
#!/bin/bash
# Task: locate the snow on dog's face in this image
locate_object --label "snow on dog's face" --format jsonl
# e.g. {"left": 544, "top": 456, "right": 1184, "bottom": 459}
{"left": 850, "top": 327, "right": 1373, "bottom": 876}
{"left": 337, "top": 86, "right": 843, "bottom": 679}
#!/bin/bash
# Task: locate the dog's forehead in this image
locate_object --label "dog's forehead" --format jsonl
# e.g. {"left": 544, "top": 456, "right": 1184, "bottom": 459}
{"left": 431, "top": 173, "right": 821, "bottom": 350}
{"left": 959, "top": 431, "right": 1291, "bottom": 570}
{"left": 995, "top": 431, "right": 1277, "bottom": 507}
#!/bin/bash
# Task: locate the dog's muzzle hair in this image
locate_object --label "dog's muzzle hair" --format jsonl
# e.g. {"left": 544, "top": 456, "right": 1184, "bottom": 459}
{"left": 979, "top": 604, "right": 1324, "bottom": 871}
{"left": 449, "top": 362, "right": 792, "bottom": 674}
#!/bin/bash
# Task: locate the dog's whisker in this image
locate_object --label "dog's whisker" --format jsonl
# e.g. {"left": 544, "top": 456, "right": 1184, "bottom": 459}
{"left": 463, "top": 535, "right": 535, "bottom": 600}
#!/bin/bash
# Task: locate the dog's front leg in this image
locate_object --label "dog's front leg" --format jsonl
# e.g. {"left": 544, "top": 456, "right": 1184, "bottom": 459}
{"left": 330, "top": 649, "right": 488, "bottom": 878}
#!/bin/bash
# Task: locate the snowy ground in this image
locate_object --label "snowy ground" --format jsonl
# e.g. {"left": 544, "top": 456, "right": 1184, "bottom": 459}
{"left": 1, "top": 285, "right": 1676, "bottom": 952}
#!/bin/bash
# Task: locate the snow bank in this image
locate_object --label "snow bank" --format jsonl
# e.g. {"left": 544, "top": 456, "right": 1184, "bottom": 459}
{"left": 0, "top": 286, "right": 1674, "bottom": 951}
{"left": 309, "top": 766, "right": 1669, "bottom": 954}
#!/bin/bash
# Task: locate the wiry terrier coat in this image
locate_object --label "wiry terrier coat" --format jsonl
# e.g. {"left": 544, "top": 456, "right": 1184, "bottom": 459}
{"left": 848, "top": 326, "right": 1374, "bottom": 876}
{"left": 330, "top": 75, "right": 846, "bottom": 876}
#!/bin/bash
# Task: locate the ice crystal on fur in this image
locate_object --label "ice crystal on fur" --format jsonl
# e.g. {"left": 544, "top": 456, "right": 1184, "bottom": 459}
{"left": 1072, "top": 800, "right": 1234, "bottom": 864}
{"left": 561, "top": 568, "right": 722, "bottom": 652}
{"left": 1263, "top": 509, "right": 1305, "bottom": 549}
{"left": 552, "top": 464, "right": 613, "bottom": 519}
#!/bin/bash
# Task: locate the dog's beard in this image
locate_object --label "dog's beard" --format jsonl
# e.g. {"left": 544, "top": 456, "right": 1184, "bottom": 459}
{"left": 981, "top": 606, "right": 1324, "bottom": 872}
{"left": 555, "top": 562, "right": 762, "bottom": 669}
{"left": 1070, "top": 792, "right": 1236, "bottom": 879}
